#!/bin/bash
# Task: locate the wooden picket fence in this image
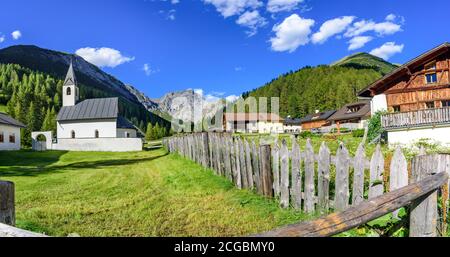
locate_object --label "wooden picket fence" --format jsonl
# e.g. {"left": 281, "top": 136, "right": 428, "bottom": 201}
{"left": 163, "top": 133, "right": 450, "bottom": 216}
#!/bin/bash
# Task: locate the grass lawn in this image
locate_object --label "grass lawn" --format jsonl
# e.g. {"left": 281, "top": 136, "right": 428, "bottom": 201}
{"left": 0, "top": 149, "right": 310, "bottom": 237}
{"left": 0, "top": 104, "right": 7, "bottom": 113}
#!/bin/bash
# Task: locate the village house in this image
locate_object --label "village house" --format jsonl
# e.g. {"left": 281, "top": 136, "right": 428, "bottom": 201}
{"left": 0, "top": 112, "right": 25, "bottom": 151}
{"left": 327, "top": 100, "right": 371, "bottom": 133}
{"left": 283, "top": 118, "right": 302, "bottom": 134}
{"left": 358, "top": 42, "right": 450, "bottom": 145}
{"left": 223, "top": 113, "right": 284, "bottom": 134}
{"left": 300, "top": 110, "right": 336, "bottom": 132}
{"left": 32, "top": 62, "right": 143, "bottom": 152}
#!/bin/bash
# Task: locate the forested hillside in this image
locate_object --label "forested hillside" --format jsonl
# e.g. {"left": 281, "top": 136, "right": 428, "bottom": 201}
{"left": 244, "top": 54, "right": 397, "bottom": 118}
{"left": 0, "top": 63, "right": 169, "bottom": 146}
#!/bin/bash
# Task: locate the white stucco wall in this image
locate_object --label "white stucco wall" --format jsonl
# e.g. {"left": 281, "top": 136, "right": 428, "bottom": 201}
{"left": 57, "top": 119, "right": 117, "bottom": 139}
{"left": 62, "top": 85, "right": 79, "bottom": 107}
{"left": 53, "top": 138, "right": 143, "bottom": 152}
{"left": 284, "top": 125, "right": 302, "bottom": 133}
{"left": 371, "top": 94, "right": 388, "bottom": 115}
{"left": 388, "top": 126, "right": 450, "bottom": 146}
{"left": 0, "top": 124, "right": 21, "bottom": 151}
{"left": 117, "top": 128, "right": 137, "bottom": 138}
{"left": 258, "top": 122, "right": 284, "bottom": 134}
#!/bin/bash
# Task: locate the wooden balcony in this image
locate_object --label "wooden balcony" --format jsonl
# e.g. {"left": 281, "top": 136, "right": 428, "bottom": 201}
{"left": 382, "top": 107, "right": 450, "bottom": 130}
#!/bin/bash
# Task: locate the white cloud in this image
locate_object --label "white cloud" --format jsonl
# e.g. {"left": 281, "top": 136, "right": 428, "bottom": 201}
{"left": 369, "top": 42, "right": 404, "bottom": 60}
{"left": 385, "top": 14, "right": 396, "bottom": 21}
{"left": 236, "top": 10, "right": 267, "bottom": 36}
{"left": 11, "top": 30, "right": 22, "bottom": 40}
{"left": 311, "top": 16, "right": 355, "bottom": 44}
{"left": 143, "top": 63, "right": 159, "bottom": 76}
{"left": 267, "top": 0, "right": 303, "bottom": 13}
{"left": 171, "top": 0, "right": 180, "bottom": 4}
{"left": 347, "top": 36, "right": 373, "bottom": 51}
{"left": 234, "top": 66, "right": 244, "bottom": 71}
{"left": 270, "top": 14, "right": 315, "bottom": 53}
{"left": 0, "top": 35, "right": 5, "bottom": 43}
{"left": 203, "top": 0, "right": 263, "bottom": 17}
{"left": 345, "top": 19, "right": 402, "bottom": 38}
{"left": 75, "top": 47, "right": 135, "bottom": 68}
{"left": 167, "top": 9, "right": 176, "bottom": 20}
{"left": 225, "top": 95, "right": 240, "bottom": 102}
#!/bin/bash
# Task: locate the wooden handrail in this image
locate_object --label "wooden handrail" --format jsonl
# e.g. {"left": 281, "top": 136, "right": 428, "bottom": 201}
{"left": 254, "top": 172, "right": 448, "bottom": 237}
{"left": 382, "top": 107, "right": 450, "bottom": 129}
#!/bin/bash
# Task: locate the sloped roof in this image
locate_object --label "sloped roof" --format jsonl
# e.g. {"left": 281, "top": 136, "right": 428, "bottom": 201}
{"left": 300, "top": 110, "right": 336, "bottom": 124}
{"left": 117, "top": 116, "right": 136, "bottom": 129}
{"left": 224, "top": 113, "right": 284, "bottom": 122}
{"left": 328, "top": 100, "right": 371, "bottom": 122}
{"left": 57, "top": 97, "right": 119, "bottom": 121}
{"left": 0, "top": 112, "right": 26, "bottom": 128}
{"left": 284, "top": 118, "right": 302, "bottom": 125}
{"left": 358, "top": 42, "right": 450, "bottom": 97}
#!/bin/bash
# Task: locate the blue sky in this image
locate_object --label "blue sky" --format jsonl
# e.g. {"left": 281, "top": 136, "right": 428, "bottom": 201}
{"left": 0, "top": 0, "right": 449, "bottom": 100}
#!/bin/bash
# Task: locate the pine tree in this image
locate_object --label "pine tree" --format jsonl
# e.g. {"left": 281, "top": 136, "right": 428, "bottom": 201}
{"left": 145, "top": 123, "right": 154, "bottom": 141}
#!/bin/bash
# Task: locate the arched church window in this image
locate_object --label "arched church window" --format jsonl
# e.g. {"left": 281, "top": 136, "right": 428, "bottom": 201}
{"left": 66, "top": 87, "right": 72, "bottom": 96}
{"left": 71, "top": 130, "right": 75, "bottom": 139}
{"left": 95, "top": 130, "right": 99, "bottom": 138}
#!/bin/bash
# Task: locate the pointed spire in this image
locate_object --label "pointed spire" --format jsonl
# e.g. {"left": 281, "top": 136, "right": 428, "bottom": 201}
{"left": 64, "top": 58, "right": 77, "bottom": 86}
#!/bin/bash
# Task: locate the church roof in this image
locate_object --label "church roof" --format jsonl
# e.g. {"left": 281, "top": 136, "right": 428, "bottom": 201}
{"left": 0, "top": 112, "right": 26, "bottom": 128}
{"left": 64, "top": 61, "right": 77, "bottom": 86}
{"left": 57, "top": 97, "right": 119, "bottom": 121}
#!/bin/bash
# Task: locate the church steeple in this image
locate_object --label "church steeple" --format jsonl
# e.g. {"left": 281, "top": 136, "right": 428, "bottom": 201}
{"left": 62, "top": 59, "right": 79, "bottom": 107}
{"left": 64, "top": 60, "right": 77, "bottom": 86}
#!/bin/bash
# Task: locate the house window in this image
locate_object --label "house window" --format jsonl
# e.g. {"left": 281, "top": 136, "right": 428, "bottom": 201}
{"left": 426, "top": 73, "right": 437, "bottom": 84}
{"left": 393, "top": 105, "right": 401, "bottom": 113}
{"left": 0, "top": 132, "right": 3, "bottom": 143}
{"left": 9, "top": 133, "right": 15, "bottom": 144}
{"left": 347, "top": 106, "right": 361, "bottom": 114}
{"left": 442, "top": 100, "right": 450, "bottom": 108}
{"left": 125, "top": 132, "right": 130, "bottom": 138}
{"left": 426, "top": 102, "right": 435, "bottom": 109}
{"left": 95, "top": 130, "right": 99, "bottom": 138}
{"left": 71, "top": 130, "right": 76, "bottom": 139}
{"left": 66, "top": 87, "right": 72, "bottom": 96}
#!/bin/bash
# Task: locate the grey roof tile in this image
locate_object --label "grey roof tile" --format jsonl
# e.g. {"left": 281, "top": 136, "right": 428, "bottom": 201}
{"left": 0, "top": 113, "right": 26, "bottom": 128}
{"left": 57, "top": 97, "right": 119, "bottom": 121}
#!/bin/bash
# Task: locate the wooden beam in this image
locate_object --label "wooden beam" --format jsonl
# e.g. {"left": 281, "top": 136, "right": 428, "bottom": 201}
{"left": 386, "top": 83, "right": 450, "bottom": 94}
{"left": 253, "top": 172, "right": 448, "bottom": 237}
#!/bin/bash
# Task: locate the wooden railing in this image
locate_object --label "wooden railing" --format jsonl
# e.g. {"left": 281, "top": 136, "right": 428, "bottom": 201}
{"left": 382, "top": 107, "right": 450, "bottom": 130}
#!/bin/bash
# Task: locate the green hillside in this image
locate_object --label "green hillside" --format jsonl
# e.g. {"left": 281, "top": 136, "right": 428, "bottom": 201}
{"left": 332, "top": 52, "right": 399, "bottom": 75}
{"left": 244, "top": 53, "right": 398, "bottom": 119}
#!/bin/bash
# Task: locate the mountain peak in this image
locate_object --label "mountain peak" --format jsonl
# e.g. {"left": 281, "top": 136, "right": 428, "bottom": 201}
{"left": 331, "top": 52, "right": 398, "bottom": 75}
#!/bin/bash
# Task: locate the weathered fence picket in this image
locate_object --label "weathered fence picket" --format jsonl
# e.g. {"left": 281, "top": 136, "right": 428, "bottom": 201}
{"left": 352, "top": 143, "right": 365, "bottom": 206}
{"left": 335, "top": 143, "right": 350, "bottom": 212}
{"left": 291, "top": 140, "right": 302, "bottom": 210}
{"left": 317, "top": 142, "right": 330, "bottom": 213}
{"left": 304, "top": 139, "right": 315, "bottom": 213}
{"left": 369, "top": 144, "right": 384, "bottom": 199}
{"left": 280, "top": 140, "right": 290, "bottom": 208}
{"left": 272, "top": 140, "right": 280, "bottom": 198}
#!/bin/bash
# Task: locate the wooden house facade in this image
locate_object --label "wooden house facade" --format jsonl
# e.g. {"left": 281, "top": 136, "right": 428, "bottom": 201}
{"left": 359, "top": 42, "right": 450, "bottom": 145}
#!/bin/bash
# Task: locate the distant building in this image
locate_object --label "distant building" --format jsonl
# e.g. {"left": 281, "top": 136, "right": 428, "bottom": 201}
{"left": 358, "top": 42, "right": 450, "bottom": 145}
{"left": 328, "top": 100, "right": 371, "bottom": 132}
{"left": 283, "top": 118, "right": 302, "bottom": 134}
{"left": 0, "top": 112, "right": 25, "bottom": 151}
{"left": 300, "top": 110, "right": 336, "bottom": 132}
{"left": 224, "top": 113, "right": 284, "bottom": 134}
{"left": 32, "top": 62, "right": 143, "bottom": 152}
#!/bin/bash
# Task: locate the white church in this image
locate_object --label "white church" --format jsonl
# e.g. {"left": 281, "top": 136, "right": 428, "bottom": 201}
{"left": 32, "top": 62, "right": 143, "bottom": 152}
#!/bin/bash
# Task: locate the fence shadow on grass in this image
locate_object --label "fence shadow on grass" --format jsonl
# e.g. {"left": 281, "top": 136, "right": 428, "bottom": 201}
{"left": 0, "top": 151, "right": 169, "bottom": 178}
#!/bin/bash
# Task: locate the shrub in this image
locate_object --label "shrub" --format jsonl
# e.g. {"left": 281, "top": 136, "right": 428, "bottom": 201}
{"left": 299, "top": 131, "right": 313, "bottom": 138}
{"left": 368, "top": 111, "right": 387, "bottom": 143}
{"left": 352, "top": 129, "right": 365, "bottom": 138}
{"left": 330, "top": 128, "right": 350, "bottom": 134}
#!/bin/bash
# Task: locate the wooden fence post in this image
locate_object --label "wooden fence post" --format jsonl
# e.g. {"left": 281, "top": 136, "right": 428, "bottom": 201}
{"left": 0, "top": 181, "right": 15, "bottom": 226}
{"left": 260, "top": 144, "right": 273, "bottom": 198}
{"left": 279, "top": 140, "right": 290, "bottom": 208}
{"left": 202, "top": 133, "right": 210, "bottom": 168}
{"left": 410, "top": 155, "right": 440, "bottom": 237}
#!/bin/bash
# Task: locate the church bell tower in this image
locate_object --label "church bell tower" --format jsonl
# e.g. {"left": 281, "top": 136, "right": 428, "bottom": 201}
{"left": 62, "top": 60, "right": 79, "bottom": 107}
